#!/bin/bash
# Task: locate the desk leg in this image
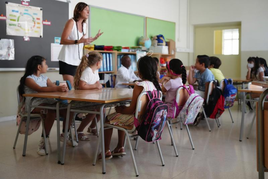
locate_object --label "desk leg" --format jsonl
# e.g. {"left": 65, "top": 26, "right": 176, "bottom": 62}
{"left": 22, "top": 102, "right": 31, "bottom": 156}
{"left": 239, "top": 91, "right": 246, "bottom": 142}
{"left": 100, "top": 104, "right": 106, "bottom": 174}
{"left": 61, "top": 104, "right": 71, "bottom": 165}
{"left": 56, "top": 102, "right": 61, "bottom": 164}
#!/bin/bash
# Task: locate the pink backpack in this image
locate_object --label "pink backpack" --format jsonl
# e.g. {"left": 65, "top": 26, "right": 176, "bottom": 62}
{"left": 177, "top": 85, "right": 204, "bottom": 125}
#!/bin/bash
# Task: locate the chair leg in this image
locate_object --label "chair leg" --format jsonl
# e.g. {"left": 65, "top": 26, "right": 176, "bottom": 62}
{"left": 185, "top": 124, "right": 195, "bottom": 150}
{"left": 202, "top": 108, "right": 211, "bottom": 132}
{"left": 125, "top": 132, "right": 139, "bottom": 177}
{"left": 41, "top": 118, "right": 48, "bottom": 155}
{"left": 166, "top": 120, "right": 178, "bottom": 157}
{"left": 156, "top": 140, "right": 165, "bottom": 166}
{"left": 93, "top": 130, "right": 101, "bottom": 166}
{"left": 180, "top": 119, "right": 183, "bottom": 130}
{"left": 73, "top": 114, "right": 78, "bottom": 142}
{"left": 94, "top": 117, "right": 99, "bottom": 137}
{"left": 13, "top": 120, "right": 23, "bottom": 149}
{"left": 134, "top": 137, "right": 139, "bottom": 150}
{"left": 22, "top": 111, "right": 31, "bottom": 157}
{"left": 247, "top": 112, "right": 256, "bottom": 139}
{"left": 228, "top": 108, "right": 234, "bottom": 123}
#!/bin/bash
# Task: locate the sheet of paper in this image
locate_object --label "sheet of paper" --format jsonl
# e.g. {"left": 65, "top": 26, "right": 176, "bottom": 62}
{"left": 51, "top": 43, "right": 62, "bottom": 62}
{"left": 0, "top": 39, "right": 15, "bottom": 60}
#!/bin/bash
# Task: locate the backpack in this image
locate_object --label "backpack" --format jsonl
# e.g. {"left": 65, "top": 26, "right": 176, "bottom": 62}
{"left": 177, "top": 85, "right": 204, "bottom": 124}
{"left": 16, "top": 101, "right": 41, "bottom": 135}
{"left": 135, "top": 90, "right": 168, "bottom": 142}
{"left": 223, "top": 79, "right": 237, "bottom": 109}
{"left": 204, "top": 81, "right": 225, "bottom": 119}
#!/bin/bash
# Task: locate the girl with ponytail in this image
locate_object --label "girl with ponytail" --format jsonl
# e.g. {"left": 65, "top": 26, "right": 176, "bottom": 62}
{"left": 160, "top": 58, "right": 186, "bottom": 118}
{"left": 73, "top": 51, "right": 103, "bottom": 140}
{"left": 100, "top": 56, "right": 162, "bottom": 159}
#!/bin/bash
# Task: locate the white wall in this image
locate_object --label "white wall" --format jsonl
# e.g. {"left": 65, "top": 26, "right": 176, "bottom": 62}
{"left": 69, "top": 0, "right": 190, "bottom": 51}
{"left": 0, "top": 0, "right": 190, "bottom": 118}
{"left": 189, "top": 0, "right": 268, "bottom": 77}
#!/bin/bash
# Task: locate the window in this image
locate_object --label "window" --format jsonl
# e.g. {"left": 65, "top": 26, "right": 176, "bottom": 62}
{"left": 214, "top": 29, "right": 239, "bottom": 55}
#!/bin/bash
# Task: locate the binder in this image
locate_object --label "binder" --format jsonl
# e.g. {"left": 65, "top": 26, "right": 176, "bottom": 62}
{"left": 103, "top": 53, "right": 107, "bottom": 71}
{"left": 109, "top": 53, "right": 113, "bottom": 71}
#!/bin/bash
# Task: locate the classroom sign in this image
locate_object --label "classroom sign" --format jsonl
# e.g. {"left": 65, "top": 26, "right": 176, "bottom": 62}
{"left": 6, "top": 2, "right": 43, "bottom": 38}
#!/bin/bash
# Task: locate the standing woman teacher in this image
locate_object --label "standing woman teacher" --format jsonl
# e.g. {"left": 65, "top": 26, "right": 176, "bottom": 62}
{"left": 58, "top": 2, "right": 103, "bottom": 85}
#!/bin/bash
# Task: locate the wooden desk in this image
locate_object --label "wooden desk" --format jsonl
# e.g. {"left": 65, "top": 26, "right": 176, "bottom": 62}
{"left": 238, "top": 87, "right": 266, "bottom": 142}
{"left": 59, "top": 88, "right": 133, "bottom": 174}
{"left": 121, "top": 82, "right": 136, "bottom": 87}
{"left": 252, "top": 81, "right": 268, "bottom": 88}
{"left": 23, "top": 92, "right": 66, "bottom": 163}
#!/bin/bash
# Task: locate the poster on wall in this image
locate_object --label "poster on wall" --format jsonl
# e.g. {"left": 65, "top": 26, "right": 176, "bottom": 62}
{"left": 0, "top": 39, "right": 15, "bottom": 60}
{"left": 6, "top": 2, "right": 43, "bottom": 38}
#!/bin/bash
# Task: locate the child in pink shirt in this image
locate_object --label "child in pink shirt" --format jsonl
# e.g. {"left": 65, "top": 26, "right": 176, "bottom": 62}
{"left": 160, "top": 58, "right": 187, "bottom": 118}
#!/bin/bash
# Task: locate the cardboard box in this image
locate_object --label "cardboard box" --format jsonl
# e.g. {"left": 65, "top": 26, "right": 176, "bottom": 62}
{"left": 166, "top": 39, "right": 175, "bottom": 55}
{"left": 149, "top": 46, "right": 168, "bottom": 54}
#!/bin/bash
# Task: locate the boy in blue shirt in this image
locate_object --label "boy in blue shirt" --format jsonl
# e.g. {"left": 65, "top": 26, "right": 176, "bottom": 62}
{"left": 188, "top": 55, "right": 215, "bottom": 125}
{"left": 188, "top": 55, "right": 215, "bottom": 100}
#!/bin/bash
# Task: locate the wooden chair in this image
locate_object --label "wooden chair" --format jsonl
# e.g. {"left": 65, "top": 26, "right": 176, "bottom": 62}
{"left": 166, "top": 86, "right": 196, "bottom": 150}
{"left": 13, "top": 87, "right": 49, "bottom": 156}
{"left": 93, "top": 91, "right": 165, "bottom": 177}
{"left": 219, "top": 79, "right": 235, "bottom": 123}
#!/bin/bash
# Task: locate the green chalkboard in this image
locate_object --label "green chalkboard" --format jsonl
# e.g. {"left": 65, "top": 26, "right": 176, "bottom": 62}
{"left": 146, "top": 18, "right": 175, "bottom": 41}
{"left": 90, "top": 7, "right": 144, "bottom": 46}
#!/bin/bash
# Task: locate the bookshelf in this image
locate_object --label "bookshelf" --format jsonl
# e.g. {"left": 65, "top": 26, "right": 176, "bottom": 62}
{"left": 84, "top": 49, "right": 175, "bottom": 74}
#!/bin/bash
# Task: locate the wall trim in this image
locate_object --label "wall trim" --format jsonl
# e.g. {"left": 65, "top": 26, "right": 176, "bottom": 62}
{"left": 0, "top": 115, "right": 16, "bottom": 123}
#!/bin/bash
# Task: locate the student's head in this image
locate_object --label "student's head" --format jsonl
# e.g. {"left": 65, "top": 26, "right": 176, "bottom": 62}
{"left": 74, "top": 51, "right": 102, "bottom": 89}
{"left": 166, "top": 58, "right": 186, "bottom": 84}
{"left": 259, "top": 58, "right": 267, "bottom": 67}
{"left": 19, "top": 55, "right": 46, "bottom": 96}
{"left": 209, "top": 56, "right": 222, "bottom": 69}
{"left": 137, "top": 56, "right": 161, "bottom": 91}
{"left": 195, "top": 55, "right": 209, "bottom": 70}
{"left": 73, "top": 2, "right": 89, "bottom": 22}
{"left": 153, "top": 57, "right": 161, "bottom": 72}
{"left": 247, "top": 57, "right": 255, "bottom": 64}
{"left": 121, "top": 55, "right": 131, "bottom": 69}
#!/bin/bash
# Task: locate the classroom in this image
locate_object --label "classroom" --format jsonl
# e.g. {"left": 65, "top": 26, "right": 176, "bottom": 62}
{"left": 0, "top": 0, "right": 268, "bottom": 178}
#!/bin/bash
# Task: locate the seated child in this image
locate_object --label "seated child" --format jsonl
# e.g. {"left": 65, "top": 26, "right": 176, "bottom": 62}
{"left": 160, "top": 58, "right": 186, "bottom": 118}
{"left": 72, "top": 51, "right": 103, "bottom": 140}
{"left": 100, "top": 56, "right": 161, "bottom": 159}
{"left": 187, "top": 55, "right": 215, "bottom": 100}
{"left": 208, "top": 56, "right": 225, "bottom": 83}
{"left": 115, "top": 55, "right": 140, "bottom": 88}
{"left": 18, "top": 55, "right": 73, "bottom": 155}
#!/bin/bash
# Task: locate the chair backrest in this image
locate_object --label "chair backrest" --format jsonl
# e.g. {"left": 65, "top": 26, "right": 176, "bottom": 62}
{"left": 134, "top": 91, "right": 163, "bottom": 119}
{"left": 175, "top": 86, "right": 190, "bottom": 113}
{"left": 206, "top": 81, "right": 215, "bottom": 104}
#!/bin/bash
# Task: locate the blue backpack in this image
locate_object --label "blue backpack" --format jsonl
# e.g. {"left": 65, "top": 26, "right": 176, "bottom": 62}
{"left": 135, "top": 90, "right": 168, "bottom": 142}
{"left": 223, "top": 79, "right": 237, "bottom": 109}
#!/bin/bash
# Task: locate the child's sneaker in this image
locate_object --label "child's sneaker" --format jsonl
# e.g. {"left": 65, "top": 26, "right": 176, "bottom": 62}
{"left": 60, "top": 133, "right": 78, "bottom": 147}
{"left": 37, "top": 138, "right": 46, "bottom": 156}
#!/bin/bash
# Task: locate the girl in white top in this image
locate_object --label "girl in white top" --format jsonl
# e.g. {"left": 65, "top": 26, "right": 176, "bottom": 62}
{"left": 100, "top": 56, "right": 161, "bottom": 159}
{"left": 58, "top": 2, "right": 103, "bottom": 86}
{"left": 246, "top": 57, "right": 264, "bottom": 81}
{"left": 18, "top": 55, "right": 70, "bottom": 156}
{"left": 73, "top": 51, "right": 103, "bottom": 140}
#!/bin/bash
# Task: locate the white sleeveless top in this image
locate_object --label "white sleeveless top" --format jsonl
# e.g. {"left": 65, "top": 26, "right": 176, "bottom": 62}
{"left": 136, "top": 81, "right": 157, "bottom": 92}
{"left": 58, "top": 19, "right": 87, "bottom": 66}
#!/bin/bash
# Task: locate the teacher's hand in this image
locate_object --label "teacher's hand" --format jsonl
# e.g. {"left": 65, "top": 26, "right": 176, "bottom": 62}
{"left": 92, "top": 30, "right": 103, "bottom": 41}
{"left": 79, "top": 35, "right": 93, "bottom": 44}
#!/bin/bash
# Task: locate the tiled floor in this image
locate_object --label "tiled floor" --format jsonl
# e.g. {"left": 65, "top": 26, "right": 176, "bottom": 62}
{"left": 0, "top": 103, "right": 266, "bottom": 179}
